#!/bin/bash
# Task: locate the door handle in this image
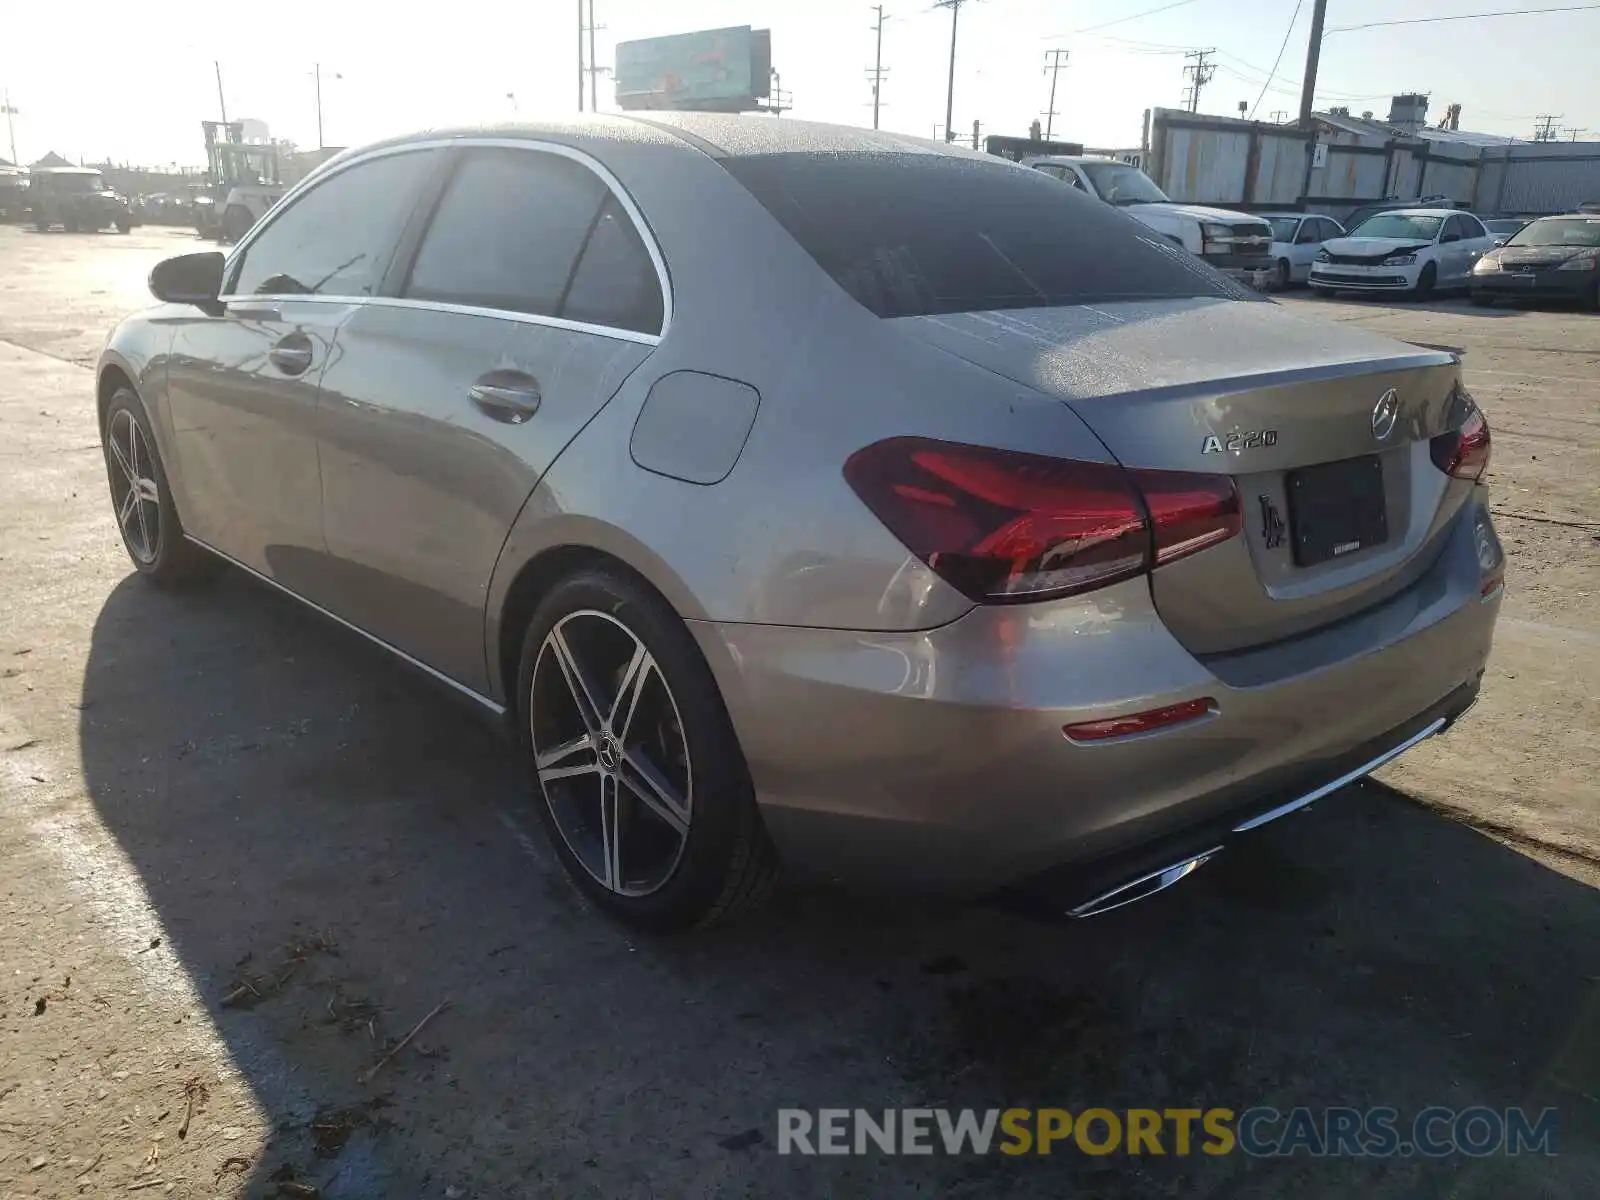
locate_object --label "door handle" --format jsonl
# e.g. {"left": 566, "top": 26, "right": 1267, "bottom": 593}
{"left": 269, "top": 336, "right": 314, "bottom": 376}
{"left": 469, "top": 376, "right": 542, "bottom": 424}
{"left": 229, "top": 304, "right": 282, "bottom": 322}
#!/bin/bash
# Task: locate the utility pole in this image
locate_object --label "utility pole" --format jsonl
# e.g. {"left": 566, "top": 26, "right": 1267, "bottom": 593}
{"left": 971, "top": 119, "right": 981, "bottom": 150}
{"left": 1534, "top": 114, "right": 1563, "bottom": 141}
{"left": 577, "top": 0, "right": 586, "bottom": 111}
{"left": 1042, "top": 49, "right": 1068, "bottom": 140}
{"left": 213, "top": 62, "right": 227, "bottom": 125}
{"left": 933, "top": 0, "right": 974, "bottom": 143}
{"left": 868, "top": 6, "right": 889, "bottom": 131}
{"left": 2, "top": 90, "right": 18, "bottom": 166}
{"left": 1181, "top": 49, "right": 1215, "bottom": 114}
{"left": 587, "top": 0, "right": 600, "bottom": 112}
{"left": 1297, "top": 0, "right": 1328, "bottom": 125}
{"left": 315, "top": 63, "right": 323, "bottom": 149}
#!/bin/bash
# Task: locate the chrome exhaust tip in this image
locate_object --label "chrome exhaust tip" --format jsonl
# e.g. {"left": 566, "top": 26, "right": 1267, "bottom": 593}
{"left": 1067, "top": 846, "right": 1223, "bottom": 919}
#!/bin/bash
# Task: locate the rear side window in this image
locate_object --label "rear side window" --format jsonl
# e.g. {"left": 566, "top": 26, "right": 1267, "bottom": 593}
{"left": 720, "top": 151, "right": 1248, "bottom": 318}
{"left": 231, "top": 149, "right": 440, "bottom": 297}
{"left": 404, "top": 149, "right": 606, "bottom": 317}
{"left": 561, "top": 195, "right": 664, "bottom": 334}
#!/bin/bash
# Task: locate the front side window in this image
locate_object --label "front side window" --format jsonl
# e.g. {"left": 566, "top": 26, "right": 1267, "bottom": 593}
{"left": 404, "top": 149, "right": 606, "bottom": 317}
{"left": 230, "top": 149, "right": 441, "bottom": 297}
{"left": 1348, "top": 213, "right": 1443, "bottom": 241}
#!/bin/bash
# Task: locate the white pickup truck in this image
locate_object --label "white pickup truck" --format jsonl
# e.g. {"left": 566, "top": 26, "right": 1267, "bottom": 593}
{"left": 1019, "top": 155, "right": 1275, "bottom": 289}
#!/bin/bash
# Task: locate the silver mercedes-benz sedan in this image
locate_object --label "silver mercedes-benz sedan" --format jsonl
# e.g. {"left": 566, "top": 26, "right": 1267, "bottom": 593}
{"left": 97, "top": 115, "right": 1503, "bottom": 930}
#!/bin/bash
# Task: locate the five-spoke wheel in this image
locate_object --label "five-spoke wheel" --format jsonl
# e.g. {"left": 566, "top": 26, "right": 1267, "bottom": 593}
{"left": 107, "top": 407, "right": 162, "bottom": 564}
{"left": 518, "top": 569, "right": 777, "bottom": 929}
{"left": 530, "top": 610, "right": 693, "bottom": 898}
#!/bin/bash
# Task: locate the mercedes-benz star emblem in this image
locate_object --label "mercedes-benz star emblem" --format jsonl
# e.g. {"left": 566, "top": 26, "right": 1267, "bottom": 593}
{"left": 1371, "top": 388, "right": 1400, "bottom": 441}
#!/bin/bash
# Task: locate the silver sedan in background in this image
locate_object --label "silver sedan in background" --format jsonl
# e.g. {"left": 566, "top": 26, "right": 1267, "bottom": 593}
{"left": 96, "top": 115, "right": 1503, "bottom": 930}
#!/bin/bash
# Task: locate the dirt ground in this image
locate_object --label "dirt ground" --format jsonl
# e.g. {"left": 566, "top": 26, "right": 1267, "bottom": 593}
{"left": 1, "top": 225, "right": 1596, "bottom": 1199}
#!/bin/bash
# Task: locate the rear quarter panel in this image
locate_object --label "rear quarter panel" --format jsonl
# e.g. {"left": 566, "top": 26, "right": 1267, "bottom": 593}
{"left": 483, "top": 136, "right": 1124, "bottom": 697}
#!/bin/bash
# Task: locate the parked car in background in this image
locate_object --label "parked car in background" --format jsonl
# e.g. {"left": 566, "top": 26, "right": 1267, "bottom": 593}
{"left": 1023, "top": 154, "right": 1274, "bottom": 288}
{"left": 1261, "top": 212, "right": 1345, "bottom": 288}
{"left": 1470, "top": 213, "right": 1600, "bottom": 308}
{"left": 28, "top": 167, "right": 134, "bottom": 233}
{"left": 98, "top": 116, "right": 1502, "bottom": 930}
{"left": 1482, "top": 217, "right": 1530, "bottom": 245}
{"left": 1309, "top": 209, "right": 1495, "bottom": 299}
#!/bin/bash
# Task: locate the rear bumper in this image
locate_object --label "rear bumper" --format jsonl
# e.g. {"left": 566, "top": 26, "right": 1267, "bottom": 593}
{"left": 690, "top": 496, "right": 1501, "bottom": 895}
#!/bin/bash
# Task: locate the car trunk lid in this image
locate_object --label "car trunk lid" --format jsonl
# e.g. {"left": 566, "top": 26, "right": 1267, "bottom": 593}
{"left": 892, "top": 298, "right": 1468, "bottom": 653}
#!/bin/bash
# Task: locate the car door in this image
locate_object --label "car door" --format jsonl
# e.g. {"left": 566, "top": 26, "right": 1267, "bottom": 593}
{"left": 1437, "top": 215, "right": 1471, "bottom": 283}
{"left": 1291, "top": 218, "right": 1322, "bottom": 279}
{"left": 313, "top": 142, "right": 666, "bottom": 692}
{"left": 162, "top": 148, "right": 442, "bottom": 589}
{"left": 1457, "top": 214, "right": 1494, "bottom": 272}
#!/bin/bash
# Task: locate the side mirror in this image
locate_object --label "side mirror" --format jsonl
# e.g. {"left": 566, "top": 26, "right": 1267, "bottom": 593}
{"left": 150, "top": 252, "right": 225, "bottom": 307}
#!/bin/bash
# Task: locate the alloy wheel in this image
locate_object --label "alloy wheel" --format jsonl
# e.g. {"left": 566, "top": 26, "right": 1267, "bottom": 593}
{"left": 529, "top": 610, "right": 693, "bottom": 897}
{"left": 107, "top": 408, "right": 161, "bottom": 564}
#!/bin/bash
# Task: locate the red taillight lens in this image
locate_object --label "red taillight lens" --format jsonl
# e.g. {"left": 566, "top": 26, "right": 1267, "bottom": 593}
{"left": 842, "top": 437, "right": 1240, "bottom": 603}
{"left": 1430, "top": 407, "right": 1491, "bottom": 481}
{"left": 1135, "top": 469, "right": 1243, "bottom": 564}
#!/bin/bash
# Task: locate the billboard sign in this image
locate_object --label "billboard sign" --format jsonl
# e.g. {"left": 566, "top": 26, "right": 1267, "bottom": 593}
{"left": 615, "top": 26, "right": 772, "bottom": 112}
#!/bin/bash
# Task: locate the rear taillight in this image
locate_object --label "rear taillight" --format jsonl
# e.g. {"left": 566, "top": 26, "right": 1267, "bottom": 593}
{"left": 1430, "top": 407, "right": 1491, "bottom": 481}
{"left": 842, "top": 437, "right": 1240, "bottom": 603}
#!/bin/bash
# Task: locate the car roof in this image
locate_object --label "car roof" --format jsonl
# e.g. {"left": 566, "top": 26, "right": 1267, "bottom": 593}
{"left": 1360, "top": 208, "right": 1459, "bottom": 218}
{"left": 1258, "top": 211, "right": 1311, "bottom": 219}
{"left": 350, "top": 113, "right": 989, "bottom": 164}
{"left": 1022, "top": 154, "right": 1118, "bottom": 165}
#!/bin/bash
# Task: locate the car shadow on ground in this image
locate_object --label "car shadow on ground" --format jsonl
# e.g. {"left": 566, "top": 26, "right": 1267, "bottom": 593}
{"left": 78, "top": 570, "right": 1600, "bottom": 1198}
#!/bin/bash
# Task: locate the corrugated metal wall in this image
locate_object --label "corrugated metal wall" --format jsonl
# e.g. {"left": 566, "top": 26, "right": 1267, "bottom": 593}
{"left": 1148, "top": 107, "right": 1600, "bottom": 214}
{"left": 1498, "top": 154, "right": 1600, "bottom": 213}
{"left": 1309, "top": 148, "right": 1387, "bottom": 200}
{"left": 1159, "top": 124, "right": 1253, "bottom": 203}
{"left": 1255, "top": 136, "right": 1308, "bottom": 204}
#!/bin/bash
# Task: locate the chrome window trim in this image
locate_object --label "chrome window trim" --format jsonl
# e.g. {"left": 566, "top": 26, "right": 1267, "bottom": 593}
{"left": 185, "top": 534, "right": 506, "bottom": 716}
{"left": 220, "top": 134, "right": 673, "bottom": 342}
{"left": 219, "top": 293, "right": 661, "bottom": 347}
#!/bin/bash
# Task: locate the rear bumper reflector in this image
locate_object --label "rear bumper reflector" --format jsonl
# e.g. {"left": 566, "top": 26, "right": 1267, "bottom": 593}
{"left": 1063, "top": 697, "right": 1217, "bottom": 743}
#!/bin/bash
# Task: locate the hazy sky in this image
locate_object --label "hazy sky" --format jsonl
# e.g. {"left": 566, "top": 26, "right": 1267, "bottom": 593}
{"left": 4, "top": 0, "right": 1598, "bottom": 168}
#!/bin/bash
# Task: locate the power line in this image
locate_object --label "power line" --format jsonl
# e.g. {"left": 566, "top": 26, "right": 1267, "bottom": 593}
{"left": 1042, "top": 48, "right": 1068, "bottom": 139}
{"left": 1069, "top": 0, "right": 1202, "bottom": 36}
{"left": 1249, "top": 0, "right": 1304, "bottom": 120}
{"left": 1327, "top": 3, "right": 1600, "bottom": 33}
{"left": 1534, "top": 114, "right": 1564, "bottom": 140}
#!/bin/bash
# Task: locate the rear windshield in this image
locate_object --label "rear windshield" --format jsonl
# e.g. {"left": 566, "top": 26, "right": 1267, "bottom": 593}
{"left": 719, "top": 151, "right": 1252, "bottom": 318}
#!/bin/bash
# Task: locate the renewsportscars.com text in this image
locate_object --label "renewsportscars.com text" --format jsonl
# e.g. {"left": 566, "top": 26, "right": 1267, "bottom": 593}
{"left": 777, "top": 1106, "right": 1558, "bottom": 1158}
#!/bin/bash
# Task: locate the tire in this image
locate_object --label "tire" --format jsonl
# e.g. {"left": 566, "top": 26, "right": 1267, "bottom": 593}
{"left": 115, "top": 217, "right": 131, "bottom": 234}
{"left": 1470, "top": 291, "right": 1495, "bottom": 308}
{"left": 33, "top": 220, "right": 48, "bottom": 232}
{"left": 1410, "top": 262, "right": 1437, "bottom": 301}
{"left": 516, "top": 567, "right": 777, "bottom": 931}
{"left": 101, "top": 387, "right": 221, "bottom": 587}
{"left": 221, "top": 205, "right": 253, "bottom": 243}
{"left": 1277, "top": 258, "right": 1291, "bottom": 291}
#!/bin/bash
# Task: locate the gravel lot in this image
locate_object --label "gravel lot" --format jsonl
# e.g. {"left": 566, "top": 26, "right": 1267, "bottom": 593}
{"left": 1, "top": 225, "right": 1596, "bottom": 1198}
